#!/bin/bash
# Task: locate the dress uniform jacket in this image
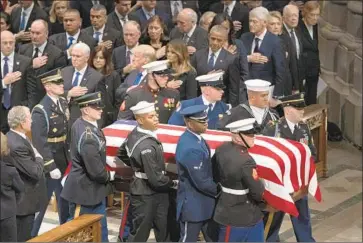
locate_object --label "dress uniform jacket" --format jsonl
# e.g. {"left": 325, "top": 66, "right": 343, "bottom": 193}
{"left": 61, "top": 118, "right": 110, "bottom": 206}
{"left": 118, "top": 84, "right": 180, "bottom": 124}
{"left": 168, "top": 96, "right": 230, "bottom": 130}
{"left": 31, "top": 95, "right": 70, "bottom": 174}
{"left": 117, "top": 126, "right": 174, "bottom": 195}
{"left": 217, "top": 102, "right": 279, "bottom": 132}
{"left": 262, "top": 117, "right": 317, "bottom": 161}
{"left": 175, "top": 129, "right": 218, "bottom": 222}
{"left": 212, "top": 142, "right": 265, "bottom": 227}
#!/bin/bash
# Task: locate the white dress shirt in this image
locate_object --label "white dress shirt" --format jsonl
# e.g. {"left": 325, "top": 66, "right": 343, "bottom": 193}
{"left": 1, "top": 51, "right": 14, "bottom": 89}
{"left": 66, "top": 30, "right": 81, "bottom": 58}
{"left": 170, "top": 0, "right": 183, "bottom": 17}
{"left": 72, "top": 65, "right": 88, "bottom": 86}
{"left": 93, "top": 24, "right": 106, "bottom": 41}
{"left": 126, "top": 45, "right": 138, "bottom": 64}
{"left": 33, "top": 41, "right": 47, "bottom": 57}
{"left": 20, "top": 2, "right": 34, "bottom": 30}
{"left": 224, "top": 0, "right": 236, "bottom": 16}
{"left": 187, "top": 128, "right": 202, "bottom": 141}
{"left": 286, "top": 118, "right": 297, "bottom": 134}
{"left": 304, "top": 22, "right": 314, "bottom": 39}
{"left": 115, "top": 8, "right": 128, "bottom": 27}
{"left": 251, "top": 28, "right": 267, "bottom": 54}
{"left": 142, "top": 7, "right": 156, "bottom": 20}
{"left": 250, "top": 105, "right": 266, "bottom": 125}
{"left": 202, "top": 95, "right": 216, "bottom": 111}
{"left": 184, "top": 24, "right": 197, "bottom": 41}
{"left": 48, "top": 94, "right": 63, "bottom": 112}
{"left": 208, "top": 48, "right": 222, "bottom": 67}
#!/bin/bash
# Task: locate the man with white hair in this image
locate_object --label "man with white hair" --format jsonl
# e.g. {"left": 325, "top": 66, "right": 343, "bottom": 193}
{"left": 282, "top": 4, "right": 304, "bottom": 93}
{"left": 170, "top": 8, "right": 209, "bottom": 55}
{"left": 240, "top": 6, "right": 286, "bottom": 98}
{"left": 61, "top": 42, "right": 107, "bottom": 128}
{"left": 6, "top": 106, "right": 47, "bottom": 241}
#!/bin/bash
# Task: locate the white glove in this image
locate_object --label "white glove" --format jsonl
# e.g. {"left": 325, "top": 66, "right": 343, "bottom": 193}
{"left": 171, "top": 180, "right": 179, "bottom": 190}
{"left": 109, "top": 171, "right": 116, "bottom": 181}
{"left": 50, "top": 168, "right": 61, "bottom": 179}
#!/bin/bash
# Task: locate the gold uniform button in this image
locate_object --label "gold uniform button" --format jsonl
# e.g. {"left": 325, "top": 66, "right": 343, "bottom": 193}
{"left": 156, "top": 107, "right": 159, "bottom": 111}
{"left": 155, "top": 100, "right": 158, "bottom": 104}
{"left": 154, "top": 94, "right": 157, "bottom": 98}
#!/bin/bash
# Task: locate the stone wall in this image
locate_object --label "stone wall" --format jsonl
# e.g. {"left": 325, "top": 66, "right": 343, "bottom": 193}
{"left": 318, "top": 1, "right": 362, "bottom": 147}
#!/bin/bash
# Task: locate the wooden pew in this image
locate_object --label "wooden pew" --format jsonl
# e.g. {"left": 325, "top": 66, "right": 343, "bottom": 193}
{"left": 27, "top": 214, "right": 103, "bottom": 242}
{"left": 302, "top": 104, "right": 328, "bottom": 178}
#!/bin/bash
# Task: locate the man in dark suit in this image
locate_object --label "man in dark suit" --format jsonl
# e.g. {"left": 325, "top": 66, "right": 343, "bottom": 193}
{"left": 170, "top": 8, "right": 209, "bottom": 55}
{"left": 61, "top": 42, "right": 106, "bottom": 128}
{"left": 83, "top": 4, "right": 122, "bottom": 51}
{"left": 191, "top": 25, "right": 236, "bottom": 101}
{"left": 282, "top": 4, "right": 304, "bottom": 93}
{"left": 6, "top": 106, "right": 48, "bottom": 242}
{"left": 210, "top": 0, "right": 250, "bottom": 38}
{"left": 1, "top": 30, "right": 31, "bottom": 134}
{"left": 18, "top": 20, "right": 67, "bottom": 109}
{"left": 262, "top": 0, "right": 307, "bottom": 12}
{"left": 30, "top": 69, "right": 70, "bottom": 237}
{"left": 240, "top": 6, "right": 285, "bottom": 98}
{"left": 10, "top": 0, "right": 48, "bottom": 44}
{"left": 48, "top": 9, "right": 97, "bottom": 63}
{"left": 115, "top": 44, "right": 156, "bottom": 103}
{"left": 298, "top": 1, "right": 321, "bottom": 105}
{"left": 106, "top": 0, "right": 140, "bottom": 37}
{"left": 129, "top": 0, "right": 172, "bottom": 32}
{"left": 70, "top": 0, "right": 114, "bottom": 28}
{"left": 157, "top": 0, "right": 199, "bottom": 25}
{"left": 112, "top": 20, "right": 141, "bottom": 79}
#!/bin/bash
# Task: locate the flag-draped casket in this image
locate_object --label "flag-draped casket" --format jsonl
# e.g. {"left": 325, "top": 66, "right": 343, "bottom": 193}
{"left": 101, "top": 120, "right": 322, "bottom": 217}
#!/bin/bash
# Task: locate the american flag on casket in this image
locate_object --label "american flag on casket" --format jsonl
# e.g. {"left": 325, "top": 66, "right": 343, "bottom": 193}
{"left": 102, "top": 120, "right": 322, "bottom": 217}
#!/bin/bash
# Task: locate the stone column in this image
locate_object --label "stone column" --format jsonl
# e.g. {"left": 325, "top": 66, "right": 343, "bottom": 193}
{"left": 318, "top": 0, "right": 362, "bottom": 147}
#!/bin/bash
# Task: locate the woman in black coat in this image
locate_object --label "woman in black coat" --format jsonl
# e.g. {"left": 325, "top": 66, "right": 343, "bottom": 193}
{"left": 90, "top": 46, "right": 122, "bottom": 127}
{"left": 0, "top": 132, "right": 24, "bottom": 242}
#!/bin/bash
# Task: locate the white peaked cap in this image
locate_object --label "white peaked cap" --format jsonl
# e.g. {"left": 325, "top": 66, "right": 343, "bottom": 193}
{"left": 226, "top": 118, "right": 256, "bottom": 133}
{"left": 245, "top": 79, "right": 271, "bottom": 92}
{"left": 130, "top": 101, "right": 155, "bottom": 115}
{"left": 142, "top": 60, "right": 170, "bottom": 73}
{"left": 196, "top": 71, "right": 224, "bottom": 83}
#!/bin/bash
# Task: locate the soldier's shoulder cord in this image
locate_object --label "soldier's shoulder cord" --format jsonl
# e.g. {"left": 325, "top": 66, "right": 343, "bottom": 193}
{"left": 78, "top": 126, "right": 101, "bottom": 153}
{"left": 32, "top": 104, "right": 49, "bottom": 133}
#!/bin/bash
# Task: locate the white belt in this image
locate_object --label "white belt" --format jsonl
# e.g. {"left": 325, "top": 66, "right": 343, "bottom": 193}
{"left": 221, "top": 186, "right": 249, "bottom": 195}
{"left": 134, "top": 171, "right": 165, "bottom": 179}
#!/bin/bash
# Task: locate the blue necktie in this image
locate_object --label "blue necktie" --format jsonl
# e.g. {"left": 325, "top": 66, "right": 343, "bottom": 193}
{"left": 72, "top": 72, "right": 81, "bottom": 87}
{"left": 94, "top": 31, "right": 101, "bottom": 43}
{"left": 208, "top": 53, "right": 215, "bottom": 69}
{"left": 3, "top": 56, "right": 11, "bottom": 109}
{"left": 67, "top": 36, "right": 74, "bottom": 49}
{"left": 253, "top": 38, "right": 260, "bottom": 53}
{"left": 133, "top": 72, "right": 143, "bottom": 85}
{"left": 207, "top": 103, "right": 213, "bottom": 115}
{"left": 19, "top": 11, "right": 26, "bottom": 31}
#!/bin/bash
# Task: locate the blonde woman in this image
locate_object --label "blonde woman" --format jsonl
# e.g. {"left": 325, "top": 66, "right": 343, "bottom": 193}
{"left": 49, "top": 1, "right": 69, "bottom": 35}
{"left": 0, "top": 132, "right": 24, "bottom": 242}
{"left": 166, "top": 39, "right": 198, "bottom": 100}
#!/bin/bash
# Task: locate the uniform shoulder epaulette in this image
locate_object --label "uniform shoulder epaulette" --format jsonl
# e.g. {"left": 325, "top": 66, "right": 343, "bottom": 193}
{"left": 33, "top": 104, "right": 44, "bottom": 109}
{"left": 32, "top": 104, "right": 49, "bottom": 132}
{"left": 85, "top": 126, "right": 95, "bottom": 140}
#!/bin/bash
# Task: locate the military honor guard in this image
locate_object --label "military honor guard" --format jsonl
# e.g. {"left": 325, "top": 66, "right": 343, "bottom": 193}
{"left": 217, "top": 79, "right": 279, "bottom": 132}
{"left": 175, "top": 105, "right": 219, "bottom": 242}
{"left": 118, "top": 60, "right": 180, "bottom": 124}
{"left": 61, "top": 92, "right": 111, "bottom": 242}
{"left": 262, "top": 93, "right": 316, "bottom": 242}
{"left": 168, "top": 72, "right": 231, "bottom": 130}
{"left": 116, "top": 101, "right": 178, "bottom": 242}
{"left": 212, "top": 118, "right": 266, "bottom": 242}
{"left": 31, "top": 69, "right": 70, "bottom": 237}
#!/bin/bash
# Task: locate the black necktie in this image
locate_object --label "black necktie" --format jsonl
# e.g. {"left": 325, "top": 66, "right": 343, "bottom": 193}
{"left": 253, "top": 38, "right": 260, "bottom": 53}
{"left": 290, "top": 29, "right": 298, "bottom": 55}
{"left": 126, "top": 50, "right": 131, "bottom": 65}
{"left": 33, "top": 47, "right": 39, "bottom": 59}
{"left": 57, "top": 100, "right": 62, "bottom": 112}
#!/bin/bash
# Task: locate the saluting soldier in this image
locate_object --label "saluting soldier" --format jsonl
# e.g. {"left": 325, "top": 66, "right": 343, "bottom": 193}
{"left": 118, "top": 60, "right": 180, "bottom": 124}
{"left": 168, "top": 72, "right": 231, "bottom": 130}
{"left": 262, "top": 93, "right": 316, "bottom": 242}
{"left": 116, "top": 101, "right": 178, "bottom": 242}
{"left": 31, "top": 69, "right": 70, "bottom": 237}
{"left": 212, "top": 118, "right": 268, "bottom": 242}
{"left": 61, "top": 92, "right": 112, "bottom": 242}
{"left": 217, "top": 80, "right": 279, "bottom": 132}
{"left": 175, "top": 105, "right": 219, "bottom": 242}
